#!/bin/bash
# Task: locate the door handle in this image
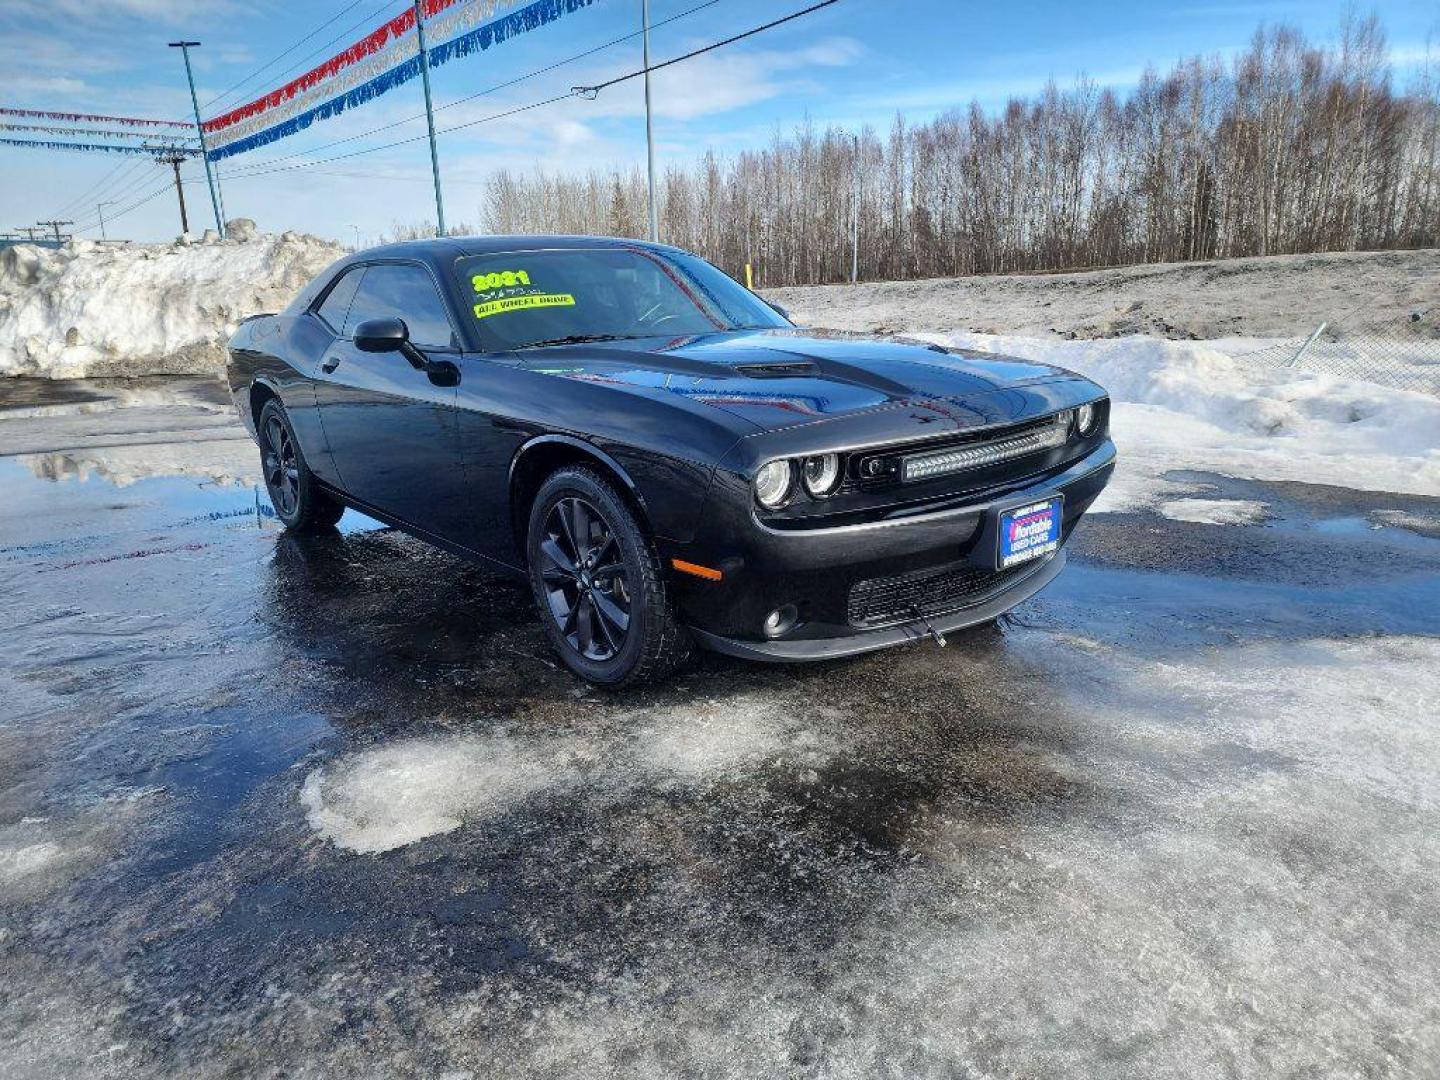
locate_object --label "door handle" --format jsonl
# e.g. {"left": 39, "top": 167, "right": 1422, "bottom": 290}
{"left": 321, "top": 355, "right": 341, "bottom": 373}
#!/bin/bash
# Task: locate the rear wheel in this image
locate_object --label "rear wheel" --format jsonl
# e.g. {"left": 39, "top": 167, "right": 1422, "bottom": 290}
{"left": 257, "top": 398, "right": 344, "bottom": 531}
{"left": 526, "top": 467, "right": 691, "bottom": 687}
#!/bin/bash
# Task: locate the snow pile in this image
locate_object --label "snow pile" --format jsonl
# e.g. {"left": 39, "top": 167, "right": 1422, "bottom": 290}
{"left": 919, "top": 332, "right": 1440, "bottom": 509}
{"left": 633, "top": 695, "right": 836, "bottom": 780}
{"left": 1158, "top": 498, "right": 1270, "bottom": 525}
{"left": 769, "top": 249, "right": 1439, "bottom": 341}
{"left": 300, "top": 736, "right": 579, "bottom": 854}
{"left": 300, "top": 697, "right": 845, "bottom": 855}
{"left": 0, "top": 222, "right": 345, "bottom": 379}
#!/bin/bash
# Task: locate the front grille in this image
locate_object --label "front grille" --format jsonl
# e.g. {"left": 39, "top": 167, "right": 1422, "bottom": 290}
{"left": 900, "top": 414, "right": 1069, "bottom": 482}
{"left": 847, "top": 557, "right": 1048, "bottom": 628}
{"left": 848, "top": 412, "right": 1072, "bottom": 491}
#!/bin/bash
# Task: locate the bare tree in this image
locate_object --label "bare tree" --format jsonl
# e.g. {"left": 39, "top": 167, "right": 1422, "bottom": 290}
{"left": 482, "top": 15, "right": 1439, "bottom": 286}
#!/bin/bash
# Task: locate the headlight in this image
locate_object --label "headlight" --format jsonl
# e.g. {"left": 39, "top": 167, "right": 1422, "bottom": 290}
{"left": 801, "top": 454, "right": 841, "bottom": 497}
{"left": 1075, "top": 402, "right": 1099, "bottom": 435}
{"left": 753, "top": 459, "right": 794, "bottom": 508}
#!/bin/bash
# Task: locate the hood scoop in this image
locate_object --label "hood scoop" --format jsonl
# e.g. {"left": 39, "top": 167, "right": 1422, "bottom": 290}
{"left": 731, "top": 360, "right": 819, "bottom": 378}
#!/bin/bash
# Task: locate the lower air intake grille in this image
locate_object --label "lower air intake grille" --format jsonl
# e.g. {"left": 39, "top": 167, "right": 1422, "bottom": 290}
{"left": 847, "top": 557, "right": 1047, "bottom": 628}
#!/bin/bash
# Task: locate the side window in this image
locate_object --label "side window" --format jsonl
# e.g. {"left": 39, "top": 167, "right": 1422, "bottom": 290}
{"left": 343, "top": 263, "right": 457, "bottom": 350}
{"left": 315, "top": 266, "right": 363, "bottom": 332}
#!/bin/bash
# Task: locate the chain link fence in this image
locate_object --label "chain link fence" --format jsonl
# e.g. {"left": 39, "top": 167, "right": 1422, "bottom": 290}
{"left": 1233, "top": 308, "right": 1440, "bottom": 397}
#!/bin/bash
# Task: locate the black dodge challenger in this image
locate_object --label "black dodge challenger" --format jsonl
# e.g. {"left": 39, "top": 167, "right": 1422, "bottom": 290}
{"left": 227, "top": 236, "right": 1114, "bottom": 685}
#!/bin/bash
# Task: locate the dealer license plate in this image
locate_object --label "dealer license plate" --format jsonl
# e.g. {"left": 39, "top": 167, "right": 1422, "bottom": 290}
{"left": 998, "top": 496, "right": 1062, "bottom": 568}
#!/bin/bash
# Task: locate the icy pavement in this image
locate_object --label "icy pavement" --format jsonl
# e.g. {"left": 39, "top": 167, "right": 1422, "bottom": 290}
{"left": 1, "top": 380, "right": 1439, "bottom": 1078}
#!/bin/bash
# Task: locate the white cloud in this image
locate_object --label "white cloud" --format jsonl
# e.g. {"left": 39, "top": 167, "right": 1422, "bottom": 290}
{"left": 1388, "top": 42, "right": 1438, "bottom": 70}
{"left": 564, "top": 35, "right": 866, "bottom": 122}
{"left": 3, "top": 0, "right": 240, "bottom": 20}
{"left": 1, "top": 74, "right": 93, "bottom": 98}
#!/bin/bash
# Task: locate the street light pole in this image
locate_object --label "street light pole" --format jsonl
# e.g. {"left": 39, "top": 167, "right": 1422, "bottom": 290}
{"left": 414, "top": 0, "right": 446, "bottom": 237}
{"left": 169, "top": 41, "right": 226, "bottom": 238}
{"left": 642, "top": 0, "right": 658, "bottom": 242}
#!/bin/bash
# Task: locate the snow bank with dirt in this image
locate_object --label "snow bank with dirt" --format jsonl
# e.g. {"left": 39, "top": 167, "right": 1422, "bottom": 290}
{"left": 0, "top": 222, "right": 345, "bottom": 379}
{"left": 918, "top": 332, "right": 1440, "bottom": 509}
{"left": 770, "top": 249, "right": 1439, "bottom": 340}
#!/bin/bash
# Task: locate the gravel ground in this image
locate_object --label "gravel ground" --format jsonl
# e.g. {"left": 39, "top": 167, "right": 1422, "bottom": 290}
{"left": 1, "top": 380, "right": 1438, "bottom": 1078}
{"left": 767, "top": 248, "right": 1440, "bottom": 340}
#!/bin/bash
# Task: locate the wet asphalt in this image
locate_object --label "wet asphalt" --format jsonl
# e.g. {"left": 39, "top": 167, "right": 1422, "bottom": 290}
{"left": 1, "top": 378, "right": 1438, "bottom": 1078}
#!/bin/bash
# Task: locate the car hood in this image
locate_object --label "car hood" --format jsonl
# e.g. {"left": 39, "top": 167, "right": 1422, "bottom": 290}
{"left": 520, "top": 328, "right": 1083, "bottom": 432}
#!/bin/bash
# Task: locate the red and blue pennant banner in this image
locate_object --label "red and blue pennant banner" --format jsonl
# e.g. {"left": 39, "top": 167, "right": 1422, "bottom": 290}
{"left": 0, "top": 137, "right": 197, "bottom": 156}
{"left": 1, "top": 122, "right": 194, "bottom": 145}
{"left": 0, "top": 106, "right": 192, "bottom": 130}
{"left": 203, "top": 0, "right": 596, "bottom": 161}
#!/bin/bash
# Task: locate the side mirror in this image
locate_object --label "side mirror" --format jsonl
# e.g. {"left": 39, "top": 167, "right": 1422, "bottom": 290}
{"left": 768, "top": 300, "right": 793, "bottom": 322}
{"left": 351, "top": 315, "right": 459, "bottom": 387}
{"left": 353, "top": 316, "right": 409, "bottom": 353}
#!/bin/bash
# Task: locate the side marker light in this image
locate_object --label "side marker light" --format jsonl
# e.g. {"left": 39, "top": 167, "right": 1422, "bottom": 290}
{"left": 672, "top": 558, "right": 723, "bottom": 581}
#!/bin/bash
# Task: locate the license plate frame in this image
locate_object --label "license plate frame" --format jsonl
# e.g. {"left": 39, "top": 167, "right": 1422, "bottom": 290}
{"left": 996, "top": 495, "right": 1063, "bottom": 569}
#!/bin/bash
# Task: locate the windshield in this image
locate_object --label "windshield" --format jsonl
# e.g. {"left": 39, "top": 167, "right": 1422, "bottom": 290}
{"left": 453, "top": 247, "right": 790, "bottom": 351}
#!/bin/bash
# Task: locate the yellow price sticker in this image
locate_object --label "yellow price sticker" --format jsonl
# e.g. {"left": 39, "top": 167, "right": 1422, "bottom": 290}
{"left": 472, "top": 269, "right": 531, "bottom": 292}
{"left": 472, "top": 293, "right": 576, "bottom": 320}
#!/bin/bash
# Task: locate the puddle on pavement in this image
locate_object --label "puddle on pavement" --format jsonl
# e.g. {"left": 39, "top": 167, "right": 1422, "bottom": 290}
{"left": 3, "top": 408, "right": 1439, "bottom": 1075}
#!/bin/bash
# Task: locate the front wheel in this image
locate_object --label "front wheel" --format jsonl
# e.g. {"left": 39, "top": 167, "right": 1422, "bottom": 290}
{"left": 257, "top": 398, "right": 344, "bottom": 532}
{"left": 526, "top": 467, "right": 691, "bottom": 687}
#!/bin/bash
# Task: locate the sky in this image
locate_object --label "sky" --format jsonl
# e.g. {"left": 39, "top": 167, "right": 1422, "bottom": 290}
{"left": 2, "top": 0, "right": 1437, "bottom": 245}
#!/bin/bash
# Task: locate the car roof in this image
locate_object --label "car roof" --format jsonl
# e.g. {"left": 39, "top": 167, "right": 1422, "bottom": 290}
{"left": 289, "top": 234, "right": 700, "bottom": 344}
{"left": 355, "top": 234, "right": 686, "bottom": 260}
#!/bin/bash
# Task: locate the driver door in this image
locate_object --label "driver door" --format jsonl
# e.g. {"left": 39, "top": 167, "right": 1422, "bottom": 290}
{"left": 313, "top": 262, "right": 470, "bottom": 541}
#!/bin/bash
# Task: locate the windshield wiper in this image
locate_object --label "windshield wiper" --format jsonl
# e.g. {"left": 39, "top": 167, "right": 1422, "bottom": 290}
{"left": 519, "top": 333, "right": 643, "bottom": 349}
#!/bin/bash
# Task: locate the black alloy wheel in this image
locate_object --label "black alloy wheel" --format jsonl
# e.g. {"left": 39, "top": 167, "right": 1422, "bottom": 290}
{"left": 262, "top": 413, "right": 301, "bottom": 519}
{"left": 538, "top": 496, "right": 630, "bottom": 662}
{"left": 257, "top": 398, "right": 344, "bottom": 532}
{"left": 526, "top": 467, "right": 691, "bottom": 686}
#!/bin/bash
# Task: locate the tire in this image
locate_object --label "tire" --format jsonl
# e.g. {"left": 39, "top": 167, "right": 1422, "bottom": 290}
{"left": 526, "top": 467, "right": 691, "bottom": 687}
{"left": 257, "top": 398, "right": 344, "bottom": 532}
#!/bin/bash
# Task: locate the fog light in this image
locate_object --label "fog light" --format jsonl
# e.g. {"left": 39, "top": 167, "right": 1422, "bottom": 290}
{"left": 763, "top": 605, "right": 797, "bottom": 638}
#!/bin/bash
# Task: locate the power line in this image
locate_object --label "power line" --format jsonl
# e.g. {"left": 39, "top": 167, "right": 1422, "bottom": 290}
{"left": 212, "top": 0, "right": 719, "bottom": 179}
{"left": 219, "top": 91, "right": 574, "bottom": 181}
{"left": 201, "top": 0, "right": 373, "bottom": 112}
{"left": 79, "top": 156, "right": 170, "bottom": 213}
{"left": 575, "top": 0, "right": 842, "bottom": 96}
{"left": 69, "top": 179, "right": 176, "bottom": 235}
{"left": 49, "top": 156, "right": 141, "bottom": 217}
{"left": 50, "top": 0, "right": 841, "bottom": 233}
{"left": 68, "top": 155, "right": 200, "bottom": 233}
{"left": 205, "top": 0, "right": 408, "bottom": 116}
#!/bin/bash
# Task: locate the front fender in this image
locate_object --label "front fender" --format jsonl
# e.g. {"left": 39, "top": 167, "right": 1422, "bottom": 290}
{"left": 509, "top": 432, "right": 724, "bottom": 544}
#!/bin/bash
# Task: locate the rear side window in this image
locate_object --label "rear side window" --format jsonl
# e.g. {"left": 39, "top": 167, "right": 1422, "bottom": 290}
{"left": 343, "top": 263, "right": 457, "bottom": 350}
{"left": 315, "top": 267, "right": 363, "bottom": 332}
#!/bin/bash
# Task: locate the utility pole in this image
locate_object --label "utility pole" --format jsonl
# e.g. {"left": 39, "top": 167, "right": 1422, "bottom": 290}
{"left": 97, "top": 201, "right": 116, "bottom": 241}
{"left": 641, "top": 0, "right": 658, "bottom": 242}
{"left": 13, "top": 226, "right": 42, "bottom": 241}
{"left": 213, "top": 160, "right": 228, "bottom": 226}
{"left": 413, "top": 0, "right": 446, "bottom": 236}
{"left": 169, "top": 41, "right": 226, "bottom": 238}
{"left": 154, "top": 151, "right": 190, "bottom": 234}
{"left": 37, "top": 220, "right": 73, "bottom": 243}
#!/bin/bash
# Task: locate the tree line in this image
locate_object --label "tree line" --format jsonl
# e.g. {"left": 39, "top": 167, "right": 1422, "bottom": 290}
{"left": 479, "top": 15, "right": 1440, "bottom": 287}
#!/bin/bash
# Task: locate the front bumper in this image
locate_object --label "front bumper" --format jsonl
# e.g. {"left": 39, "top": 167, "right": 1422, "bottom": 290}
{"left": 663, "top": 439, "right": 1114, "bottom": 660}
{"left": 691, "top": 549, "right": 1067, "bottom": 661}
